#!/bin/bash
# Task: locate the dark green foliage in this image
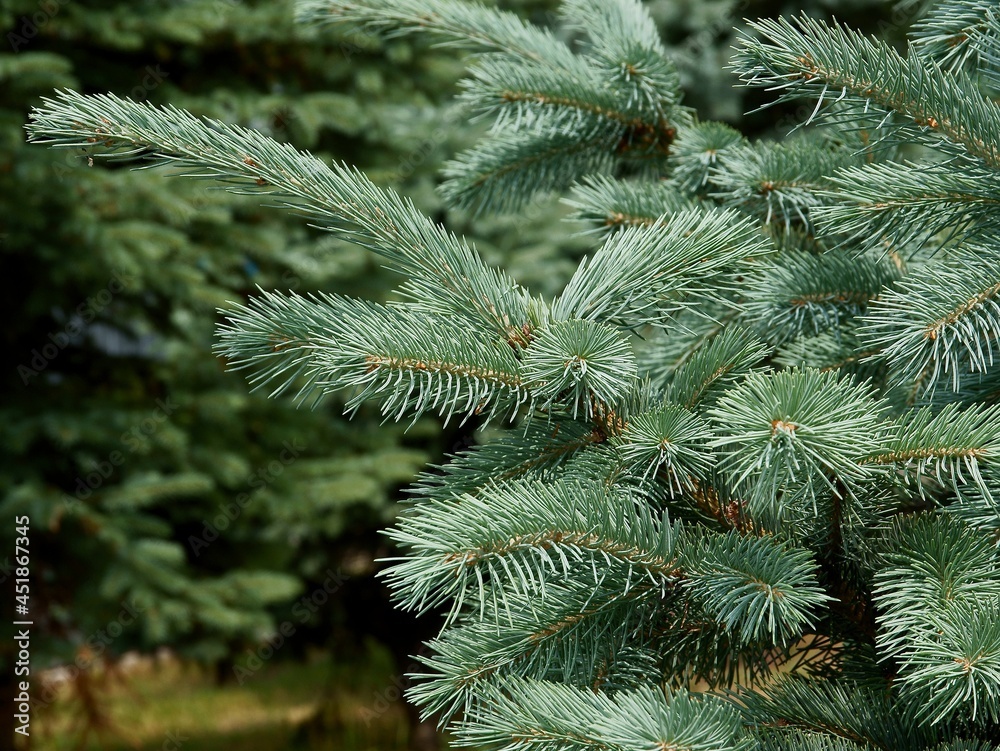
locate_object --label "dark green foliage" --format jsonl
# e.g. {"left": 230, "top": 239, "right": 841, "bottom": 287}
{"left": 22, "top": 0, "right": 1000, "bottom": 750}
{"left": 0, "top": 0, "right": 467, "bottom": 726}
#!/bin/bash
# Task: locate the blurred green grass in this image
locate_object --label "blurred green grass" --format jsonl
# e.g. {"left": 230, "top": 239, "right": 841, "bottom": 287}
{"left": 32, "top": 645, "right": 425, "bottom": 751}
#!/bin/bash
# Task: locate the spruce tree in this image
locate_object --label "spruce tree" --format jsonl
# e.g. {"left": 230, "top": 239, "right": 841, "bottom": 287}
{"left": 1, "top": 0, "right": 469, "bottom": 746}
{"left": 26, "top": 0, "right": 1000, "bottom": 748}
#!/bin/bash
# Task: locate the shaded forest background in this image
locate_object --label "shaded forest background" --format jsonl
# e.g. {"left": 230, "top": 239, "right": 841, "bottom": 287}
{"left": 0, "top": 0, "right": 913, "bottom": 748}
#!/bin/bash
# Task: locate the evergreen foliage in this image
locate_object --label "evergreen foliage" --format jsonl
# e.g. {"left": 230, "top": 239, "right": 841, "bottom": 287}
{"left": 0, "top": 1, "right": 473, "bottom": 744}
{"left": 25, "top": 0, "right": 1000, "bottom": 749}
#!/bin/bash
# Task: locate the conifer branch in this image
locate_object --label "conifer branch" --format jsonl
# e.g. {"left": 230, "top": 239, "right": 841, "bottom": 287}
{"left": 25, "top": 91, "right": 535, "bottom": 344}
{"left": 411, "top": 420, "right": 601, "bottom": 502}
{"left": 738, "top": 677, "right": 936, "bottom": 750}
{"left": 979, "top": 9, "right": 1000, "bottom": 89}
{"left": 709, "top": 369, "right": 889, "bottom": 528}
{"left": 385, "top": 478, "right": 684, "bottom": 617}
{"left": 909, "top": 0, "right": 996, "bottom": 75}
{"left": 217, "top": 289, "right": 527, "bottom": 424}
{"left": 859, "top": 244, "right": 1000, "bottom": 395}
{"left": 457, "top": 679, "right": 745, "bottom": 751}
{"left": 864, "top": 403, "right": 1000, "bottom": 498}
{"left": 663, "top": 327, "right": 772, "bottom": 410}
{"left": 566, "top": 175, "right": 697, "bottom": 232}
{"left": 742, "top": 250, "right": 900, "bottom": 346}
{"left": 611, "top": 403, "right": 715, "bottom": 492}
{"left": 669, "top": 121, "right": 747, "bottom": 192}
{"left": 302, "top": 0, "right": 684, "bottom": 216}
{"left": 461, "top": 58, "right": 675, "bottom": 146}
{"left": 440, "top": 124, "right": 620, "bottom": 215}
{"left": 409, "top": 580, "right": 664, "bottom": 721}
{"left": 559, "top": 0, "right": 681, "bottom": 118}
{"left": 683, "top": 533, "right": 831, "bottom": 645}
{"left": 874, "top": 515, "right": 1000, "bottom": 724}
{"left": 732, "top": 16, "right": 1000, "bottom": 168}
{"left": 554, "top": 208, "right": 774, "bottom": 330}
{"left": 31, "top": 1, "right": 1000, "bottom": 744}
{"left": 814, "top": 162, "right": 1000, "bottom": 249}
{"left": 521, "top": 319, "right": 638, "bottom": 421}
{"left": 711, "top": 139, "right": 863, "bottom": 233}
{"left": 296, "top": 0, "right": 577, "bottom": 66}
{"left": 775, "top": 326, "right": 884, "bottom": 384}
{"left": 945, "top": 470, "right": 1000, "bottom": 541}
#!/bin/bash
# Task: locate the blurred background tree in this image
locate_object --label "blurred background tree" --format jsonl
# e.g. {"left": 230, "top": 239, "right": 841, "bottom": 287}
{"left": 1, "top": 0, "right": 469, "bottom": 747}
{"left": 0, "top": 0, "right": 908, "bottom": 749}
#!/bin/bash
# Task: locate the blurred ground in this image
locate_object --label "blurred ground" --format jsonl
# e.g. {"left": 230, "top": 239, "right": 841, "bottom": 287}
{"left": 33, "top": 646, "right": 428, "bottom": 751}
